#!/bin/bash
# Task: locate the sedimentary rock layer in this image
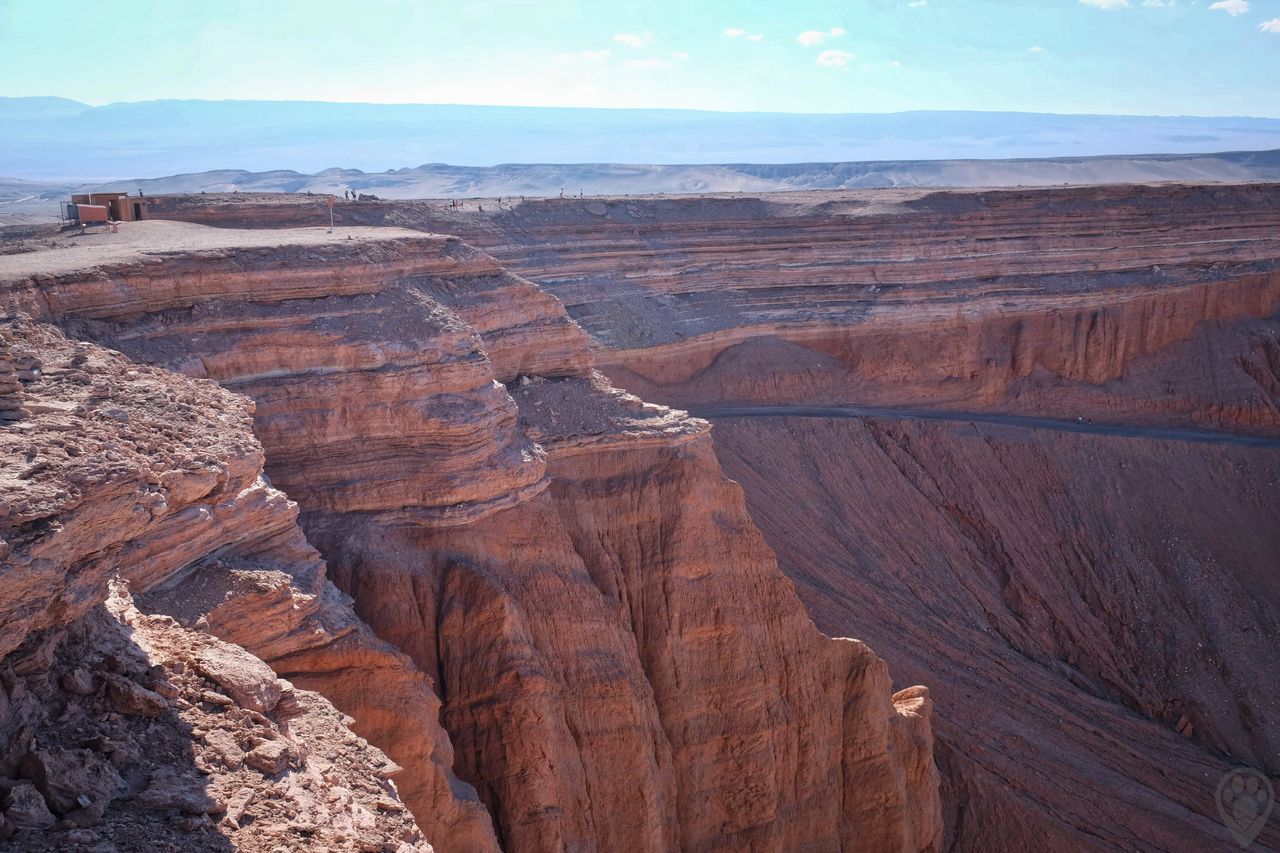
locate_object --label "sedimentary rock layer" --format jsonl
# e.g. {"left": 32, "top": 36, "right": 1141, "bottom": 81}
{"left": 155, "top": 184, "right": 1280, "bottom": 433}
{"left": 712, "top": 415, "right": 1280, "bottom": 852}
{"left": 143, "top": 184, "right": 1280, "bottom": 850}
{"left": 0, "top": 222, "right": 942, "bottom": 852}
{"left": 0, "top": 316, "right": 443, "bottom": 850}
{"left": 184, "top": 185, "right": 1280, "bottom": 850}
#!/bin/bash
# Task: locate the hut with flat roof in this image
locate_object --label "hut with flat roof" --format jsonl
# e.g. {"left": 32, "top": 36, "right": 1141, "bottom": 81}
{"left": 67, "top": 192, "right": 148, "bottom": 223}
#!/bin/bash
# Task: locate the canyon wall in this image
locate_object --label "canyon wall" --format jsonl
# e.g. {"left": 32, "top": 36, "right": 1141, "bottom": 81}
{"left": 149, "top": 185, "right": 1280, "bottom": 433}
{"left": 0, "top": 221, "right": 942, "bottom": 851}
{"left": 151, "top": 184, "right": 1280, "bottom": 851}
{"left": 0, "top": 315, "right": 440, "bottom": 850}
{"left": 429, "top": 183, "right": 1280, "bottom": 852}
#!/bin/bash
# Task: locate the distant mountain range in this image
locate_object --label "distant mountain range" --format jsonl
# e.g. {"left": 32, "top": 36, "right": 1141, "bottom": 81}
{"left": 4, "top": 96, "right": 1280, "bottom": 180}
{"left": 4, "top": 150, "right": 1280, "bottom": 227}
{"left": 3, "top": 97, "right": 1278, "bottom": 226}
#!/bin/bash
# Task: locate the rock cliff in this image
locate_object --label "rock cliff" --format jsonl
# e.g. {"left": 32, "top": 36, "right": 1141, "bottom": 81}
{"left": 0, "top": 221, "right": 942, "bottom": 851}
{"left": 437, "top": 184, "right": 1280, "bottom": 852}
{"left": 0, "top": 316, "right": 440, "bottom": 851}
{"left": 149, "top": 185, "right": 1280, "bottom": 433}
{"left": 154, "top": 184, "right": 1280, "bottom": 851}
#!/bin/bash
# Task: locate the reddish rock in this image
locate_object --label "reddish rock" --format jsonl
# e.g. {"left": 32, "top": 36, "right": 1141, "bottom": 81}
{"left": 201, "top": 729, "right": 245, "bottom": 770}
{"left": 191, "top": 643, "right": 282, "bottom": 714}
{"left": 100, "top": 672, "right": 168, "bottom": 717}
{"left": 363, "top": 182, "right": 1280, "bottom": 852}
{"left": 244, "top": 740, "right": 291, "bottom": 776}
{"left": 0, "top": 317, "right": 471, "bottom": 851}
{"left": 134, "top": 766, "right": 220, "bottom": 814}
{"left": 3, "top": 782, "right": 55, "bottom": 830}
{"left": 0, "top": 220, "right": 941, "bottom": 851}
{"left": 59, "top": 668, "right": 95, "bottom": 696}
{"left": 19, "top": 747, "right": 124, "bottom": 816}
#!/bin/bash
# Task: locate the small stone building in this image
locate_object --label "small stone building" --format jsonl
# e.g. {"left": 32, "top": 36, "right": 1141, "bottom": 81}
{"left": 68, "top": 192, "right": 148, "bottom": 222}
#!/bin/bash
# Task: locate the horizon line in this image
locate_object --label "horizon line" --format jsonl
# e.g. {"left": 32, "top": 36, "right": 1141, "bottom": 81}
{"left": 5, "top": 94, "right": 1280, "bottom": 122}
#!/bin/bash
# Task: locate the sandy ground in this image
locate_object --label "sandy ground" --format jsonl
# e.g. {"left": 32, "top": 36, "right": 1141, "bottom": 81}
{"left": 0, "top": 220, "right": 432, "bottom": 281}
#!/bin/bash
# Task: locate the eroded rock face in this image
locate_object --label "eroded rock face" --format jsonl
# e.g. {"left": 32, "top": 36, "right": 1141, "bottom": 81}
{"left": 375, "top": 184, "right": 1279, "bottom": 853}
{"left": 0, "top": 319, "right": 439, "bottom": 851}
{"left": 0, "top": 586, "right": 434, "bottom": 852}
{"left": 0, "top": 222, "right": 942, "bottom": 851}
{"left": 711, "top": 416, "right": 1280, "bottom": 852}
{"left": 188, "top": 184, "right": 1280, "bottom": 435}
{"left": 165, "top": 185, "right": 1280, "bottom": 851}
{"left": 0, "top": 315, "right": 261, "bottom": 661}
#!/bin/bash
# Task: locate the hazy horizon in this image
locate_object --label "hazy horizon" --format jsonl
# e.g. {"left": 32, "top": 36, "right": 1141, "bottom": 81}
{"left": 12, "top": 94, "right": 1280, "bottom": 121}
{"left": 4, "top": 97, "right": 1280, "bottom": 183}
{"left": 4, "top": 0, "right": 1280, "bottom": 116}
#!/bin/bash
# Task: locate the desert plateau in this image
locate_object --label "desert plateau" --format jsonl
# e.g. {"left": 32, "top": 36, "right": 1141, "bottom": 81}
{"left": 4, "top": 1, "right": 1280, "bottom": 850}
{"left": 0, "top": 180, "right": 1274, "bottom": 851}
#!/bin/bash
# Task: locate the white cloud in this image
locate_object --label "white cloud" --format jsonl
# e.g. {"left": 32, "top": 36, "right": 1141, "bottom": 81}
{"left": 889, "top": 59, "right": 903, "bottom": 67}
{"left": 816, "top": 49, "right": 855, "bottom": 67}
{"left": 1028, "top": 45, "right": 1045, "bottom": 53}
{"left": 624, "top": 52, "right": 689, "bottom": 70}
{"left": 555, "top": 49, "right": 611, "bottom": 62}
{"left": 797, "top": 27, "right": 846, "bottom": 46}
{"left": 1080, "top": 0, "right": 1129, "bottom": 8}
{"left": 613, "top": 32, "right": 653, "bottom": 48}
{"left": 1261, "top": 17, "right": 1280, "bottom": 31}
{"left": 909, "top": 0, "right": 928, "bottom": 6}
{"left": 724, "top": 27, "right": 746, "bottom": 37}
{"left": 746, "top": 34, "right": 764, "bottom": 41}
{"left": 1208, "top": 0, "right": 1249, "bottom": 15}
{"left": 1142, "top": 0, "right": 1175, "bottom": 6}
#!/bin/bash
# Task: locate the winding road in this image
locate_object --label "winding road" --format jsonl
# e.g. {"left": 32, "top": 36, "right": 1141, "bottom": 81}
{"left": 689, "top": 404, "right": 1280, "bottom": 449}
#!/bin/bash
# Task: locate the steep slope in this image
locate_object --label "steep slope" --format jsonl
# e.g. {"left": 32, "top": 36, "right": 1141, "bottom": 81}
{"left": 146, "top": 184, "right": 1280, "bottom": 431}
{"left": 0, "top": 316, "right": 439, "bottom": 851}
{"left": 161, "top": 184, "right": 1280, "bottom": 851}
{"left": 0, "top": 221, "right": 942, "bottom": 852}
{"left": 437, "top": 184, "right": 1280, "bottom": 852}
{"left": 712, "top": 416, "right": 1280, "bottom": 852}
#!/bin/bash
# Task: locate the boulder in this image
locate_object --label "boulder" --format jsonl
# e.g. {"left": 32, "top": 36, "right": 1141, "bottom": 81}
{"left": 134, "top": 767, "right": 221, "bottom": 815}
{"left": 19, "top": 747, "right": 124, "bottom": 816}
{"left": 3, "top": 781, "right": 55, "bottom": 830}
{"left": 59, "top": 668, "right": 95, "bottom": 696}
{"left": 101, "top": 673, "right": 168, "bottom": 717}
{"left": 244, "top": 740, "right": 291, "bottom": 776}
{"left": 192, "top": 643, "right": 281, "bottom": 714}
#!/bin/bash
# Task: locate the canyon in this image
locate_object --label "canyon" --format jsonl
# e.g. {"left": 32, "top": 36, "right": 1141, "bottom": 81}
{"left": 142, "top": 182, "right": 1280, "bottom": 850}
{"left": 0, "top": 181, "right": 1276, "bottom": 851}
{"left": 0, "top": 218, "right": 940, "bottom": 850}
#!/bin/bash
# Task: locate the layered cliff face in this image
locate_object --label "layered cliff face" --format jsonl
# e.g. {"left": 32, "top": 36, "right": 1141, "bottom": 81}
{"left": 152, "top": 185, "right": 1280, "bottom": 434}
{"left": 156, "top": 184, "right": 1280, "bottom": 851}
{"left": 0, "top": 221, "right": 942, "bottom": 851}
{"left": 413, "top": 183, "right": 1279, "bottom": 853}
{"left": 712, "top": 416, "right": 1280, "bottom": 852}
{"left": 0, "top": 316, "right": 436, "bottom": 851}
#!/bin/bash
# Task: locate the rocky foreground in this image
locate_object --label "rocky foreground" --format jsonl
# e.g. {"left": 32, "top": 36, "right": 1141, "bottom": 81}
{"left": 143, "top": 183, "right": 1280, "bottom": 851}
{"left": 0, "top": 220, "right": 940, "bottom": 851}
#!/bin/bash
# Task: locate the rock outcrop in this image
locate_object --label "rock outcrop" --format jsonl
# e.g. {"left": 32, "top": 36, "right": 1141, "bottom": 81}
{"left": 154, "top": 184, "right": 1280, "bottom": 434}
{"left": 0, "top": 221, "right": 942, "bottom": 851}
{"left": 156, "top": 184, "right": 1280, "bottom": 852}
{"left": 428, "top": 184, "right": 1280, "bottom": 853}
{"left": 0, "top": 317, "right": 438, "bottom": 851}
{"left": 712, "top": 415, "right": 1280, "bottom": 852}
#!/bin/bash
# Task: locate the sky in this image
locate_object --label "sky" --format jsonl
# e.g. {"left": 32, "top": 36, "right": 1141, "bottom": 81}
{"left": 2, "top": 0, "right": 1279, "bottom": 116}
